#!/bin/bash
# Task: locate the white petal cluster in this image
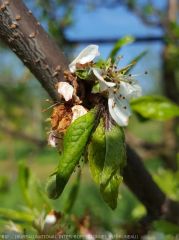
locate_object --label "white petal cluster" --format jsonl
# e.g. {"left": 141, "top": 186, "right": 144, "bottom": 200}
{"left": 57, "top": 82, "right": 74, "bottom": 102}
{"left": 69, "top": 45, "right": 100, "bottom": 73}
{"left": 44, "top": 213, "right": 57, "bottom": 225}
{"left": 50, "top": 46, "right": 97, "bottom": 147}
{"left": 93, "top": 68, "right": 142, "bottom": 126}
{"left": 57, "top": 45, "right": 99, "bottom": 102}
{"left": 72, "top": 105, "right": 88, "bottom": 122}
{"left": 57, "top": 44, "right": 142, "bottom": 129}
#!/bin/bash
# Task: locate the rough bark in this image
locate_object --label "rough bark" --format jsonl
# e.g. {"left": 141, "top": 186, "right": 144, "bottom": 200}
{"left": 0, "top": 0, "right": 179, "bottom": 224}
{"left": 0, "top": 0, "right": 68, "bottom": 102}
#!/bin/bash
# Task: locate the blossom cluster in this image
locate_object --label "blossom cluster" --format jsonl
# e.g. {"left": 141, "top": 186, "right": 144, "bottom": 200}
{"left": 48, "top": 45, "right": 142, "bottom": 147}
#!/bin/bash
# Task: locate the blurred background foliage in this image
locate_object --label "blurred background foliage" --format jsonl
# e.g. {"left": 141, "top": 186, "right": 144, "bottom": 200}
{"left": 0, "top": 0, "right": 179, "bottom": 238}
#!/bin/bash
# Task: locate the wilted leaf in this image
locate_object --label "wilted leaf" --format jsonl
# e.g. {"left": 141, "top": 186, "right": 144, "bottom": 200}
{"left": 131, "top": 95, "right": 179, "bottom": 120}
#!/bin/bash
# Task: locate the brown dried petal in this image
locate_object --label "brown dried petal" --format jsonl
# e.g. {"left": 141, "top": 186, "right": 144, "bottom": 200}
{"left": 51, "top": 104, "right": 72, "bottom": 133}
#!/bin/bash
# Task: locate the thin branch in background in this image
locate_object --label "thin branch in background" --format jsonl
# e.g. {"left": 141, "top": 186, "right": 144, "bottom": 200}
{"left": 64, "top": 35, "right": 164, "bottom": 45}
{"left": 0, "top": 124, "right": 46, "bottom": 148}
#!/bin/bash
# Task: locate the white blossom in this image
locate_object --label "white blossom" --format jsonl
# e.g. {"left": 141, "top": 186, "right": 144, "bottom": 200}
{"left": 69, "top": 45, "right": 100, "bottom": 73}
{"left": 93, "top": 68, "right": 142, "bottom": 126}
{"left": 72, "top": 105, "right": 88, "bottom": 122}
{"left": 44, "top": 213, "right": 57, "bottom": 225}
{"left": 57, "top": 81, "right": 74, "bottom": 101}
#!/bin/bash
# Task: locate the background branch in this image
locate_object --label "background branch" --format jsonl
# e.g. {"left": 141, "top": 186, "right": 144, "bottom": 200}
{"left": 0, "top": 0, "right": 179, "bottom": 224}
{"left": 0, "top": 124, "right": 46, "bottom": 148}
{"left": 64, "top": 36, "right": 164, "bottom": 45}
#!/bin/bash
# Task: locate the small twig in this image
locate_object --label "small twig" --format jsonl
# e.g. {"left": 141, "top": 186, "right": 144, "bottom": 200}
{"left": 0, "top": 124, "right": 46, "bottom": 148}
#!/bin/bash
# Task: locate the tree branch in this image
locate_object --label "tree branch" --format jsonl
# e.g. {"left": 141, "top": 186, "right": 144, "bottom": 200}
{"left": 0, "top": 124, "right": 46, "bottom": 148}
{"left": 0, "top": 0, "right": 68, "bottom": 102}
{"left": 0, "top": 0, "right": 179, "bottom": 224}
{"left": 124, "top": 146, "right": 179, "bottom": 224}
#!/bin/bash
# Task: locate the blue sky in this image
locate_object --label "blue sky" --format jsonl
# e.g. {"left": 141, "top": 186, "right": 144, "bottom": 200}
{"left": 65, "top": 4, "right": 164, "bottom": 93}
{"left": 4, "top": 1, "right": 165, "bottom": 93}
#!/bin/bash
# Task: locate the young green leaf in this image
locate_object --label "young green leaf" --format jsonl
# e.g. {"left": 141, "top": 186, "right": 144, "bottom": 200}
{"left": 46, "top": 173, "right": 59, "bottom": 199}
{"left": 109, "top": 36, "right": 134, "bottom": 63}
{"left": 88, "top": 118, "right": 126, "bottom": 209}
{"left": 76, "top": 69, "right": 90, "bottom": 80}
{"left": 0, "top": 208, "right": 34, "bottom": 223}
{"left": 88, "top": 118, "right": 106, "bottom": 184}
{"left": 19, "top": 162, "right": 51, "bottom": 211}
{"left": 153, "top": 220, "right": 179, "bottom": 235}
{"left": 100, "top": 122, "right": 126, "bottom": 187}
{"left": 47, "top": 108, "right": 98, "bottom": 199}
{"left": 63, "top": 171, "right": 81, "bottom": 213}
{"left": 100, "top": 121, "right": 126, "bottom": 209}
{"left": 131, "top": 95, "right": 179, "bottom": 121}
{"left": 125, "top": 50, "right": 147, "bottom": 74}
{"left": 100, "top": 174, "right": 123, "bottom": 210}
{"left": 18, "top": 162, "right": 32, "bottom": 208}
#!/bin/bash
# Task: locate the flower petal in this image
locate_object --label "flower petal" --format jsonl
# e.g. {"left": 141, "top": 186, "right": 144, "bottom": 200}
{"left": 44, "top": 213, "right": 57, "bottom": 225}
{"left": 69, "top": 45, "right": 100, "bottom": 73}
{"left": 48, "top": 131, "right": 59, "bottom": 148}
{"left": 93, "top": 68, "right": 116, "bottom": 91}
{"left": 72, "top": 105, "right": 88, "bottom": 122}
{"left": 108, "top": 92, "right": 131, "bottom": 126}
{"left": 120, "top": 80, "right": 142, "bottom": 100}
{"left": 57, "top": 82, "right": 74, "bottom": 101}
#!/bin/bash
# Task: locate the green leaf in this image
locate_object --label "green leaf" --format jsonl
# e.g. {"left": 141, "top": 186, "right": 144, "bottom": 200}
{"left": 95, "top": 58, "right": 112, "bottom": 71}
{"left": 153, "top": 220, "right": 179, "bottom": 234}
{"left": 101, "top": 123, "right": 126, "bottom": 187}
{"left": 63, "top": 171, "right": 81, "bottom": 213}
{"left": 88, "top": 118, "right": 106, "bottom": 184}
{"left": 18, "top": 162, "right": 32, "bottom": 208}
{"left": 18, "top": 162, "right": 51, "bottom": 211}
{"left": 91, "top": 83, "right": 100, "bottom": 93}
{"left": 100, "top": 122, "right": 126, "bottom": 209}
{"left": 46, "top": 173, "right": 59, "bottom": 199}
{"left": 100, "top": 174, "right": 123, "bottom": 210}
{"left": 125, "top": 51, "right": 147, "bottom": 74}
{"left": 109, "top": 36, "right": 134, "bottom": 63}
{"left": 88, "top": 118, "right": 126, "bottom": 209}
{"left": 0, "top": 208, "right": 34, "bottom": 223}
{"left": 131, "top": 95, "right": 179, "bottom": 121}
{"left": 76, "top": 69, "right": 90, "bottom": 80}
{"left": 47, "top": 108, "right": 98, "bottom": 199}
